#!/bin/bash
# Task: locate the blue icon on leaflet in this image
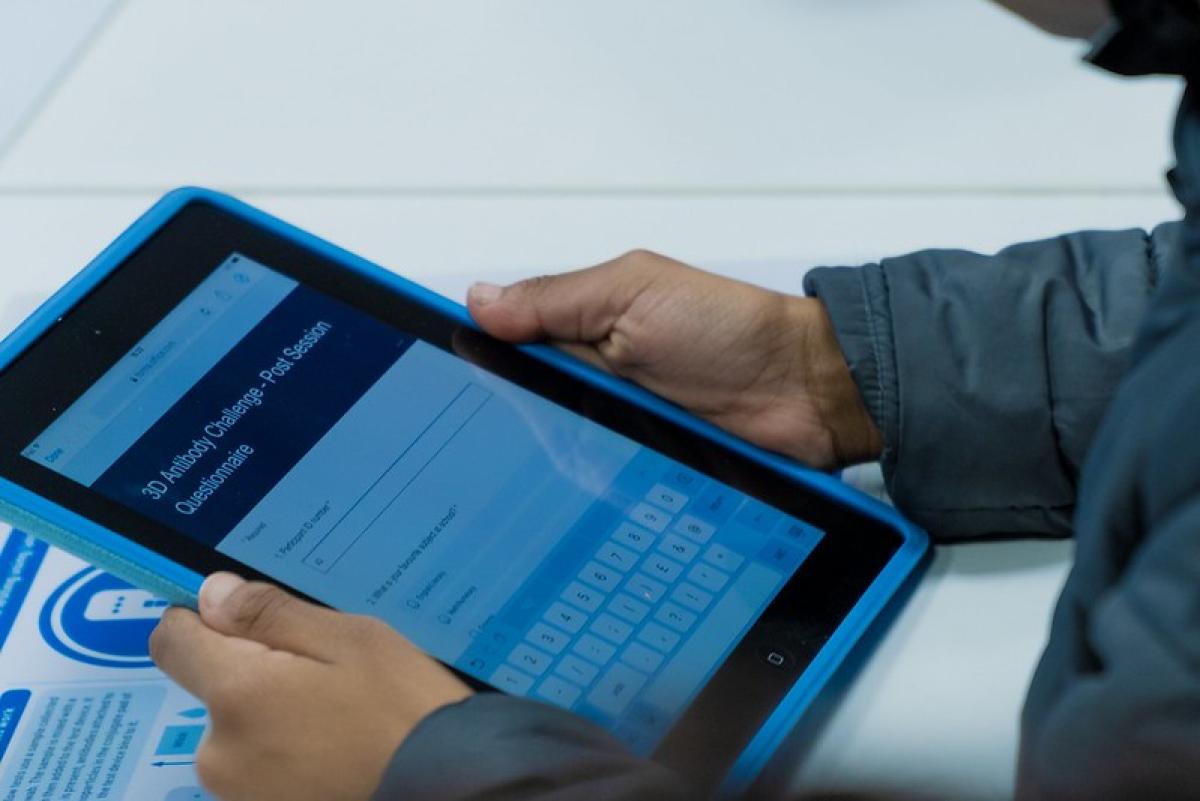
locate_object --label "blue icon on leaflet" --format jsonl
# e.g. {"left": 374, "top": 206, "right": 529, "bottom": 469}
{"left": 156, "top": 724, "right": 205, "bottom": 756}
{"left": 39, "top": 567, "right": 166, "bottom": 668}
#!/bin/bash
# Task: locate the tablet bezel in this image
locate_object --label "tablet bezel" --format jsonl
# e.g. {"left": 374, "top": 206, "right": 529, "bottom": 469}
{"left": 0, "top": 192, "right": 927, "bottom": 792}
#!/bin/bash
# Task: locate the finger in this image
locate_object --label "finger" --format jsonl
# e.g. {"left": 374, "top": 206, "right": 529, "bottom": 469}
{"left": 150, "top": 607, "right": 267, "bottom": 700}
{"left": 466, "top": 252, "right": 665, "bottom": 343}
{"left": 198, "top": 573, "right": 353, "bottom": 662}
{"left": 553, "top": 341, "right": 615, "bottom": 374}
{"left": 450, "top": 325, "right": 615, "bottom": 378}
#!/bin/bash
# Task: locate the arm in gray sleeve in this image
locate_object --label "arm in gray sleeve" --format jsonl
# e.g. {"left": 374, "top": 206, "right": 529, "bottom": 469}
{"left": 1016, "top": 491, "right": 1200, "bottom": 800}
{"left": 802, "top": 223, "right": 1180, "bottom": 541}
{"left": 371, "top": 694, "right": 691, "bottom": 801}
{"left": 1015, "top": 294, "right": 1200, "bottom": 799}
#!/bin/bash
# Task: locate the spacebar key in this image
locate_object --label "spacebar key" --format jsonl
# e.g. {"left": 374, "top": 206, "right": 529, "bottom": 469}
{"left": 639, "top": 561, "right": 782, "bottom": 716}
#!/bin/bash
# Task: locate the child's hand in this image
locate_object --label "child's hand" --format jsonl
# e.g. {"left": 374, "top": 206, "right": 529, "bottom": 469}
{"left": 468, "top": 250, "right": 881, "bottom": 469}
{"left": 151, "top": 573, "right": 472, "bottom": 801}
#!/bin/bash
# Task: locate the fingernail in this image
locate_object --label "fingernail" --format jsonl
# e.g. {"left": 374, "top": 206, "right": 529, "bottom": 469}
{"left": 201, "top": 572, "right": 244, "bottom": 612}
{"left": 468, "top": 282, "right": 503, "bottom": 305}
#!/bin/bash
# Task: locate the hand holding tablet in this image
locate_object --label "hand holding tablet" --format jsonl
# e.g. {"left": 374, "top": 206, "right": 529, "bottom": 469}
{"left": 464, "top": 250, "right": 883, "bottom": 470}
{"left": 152, "top": 571, "right": 473, "bottom": 801}
{"left": 0, "top": 190, "right": 926, "bottom": 794}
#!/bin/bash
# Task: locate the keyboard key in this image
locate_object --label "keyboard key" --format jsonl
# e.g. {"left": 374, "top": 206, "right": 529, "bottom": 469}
{"left": 574, "top": 634, "right": 617, "bottom": 665}
{"left": 783, "top": 522, "right": 815, "bottom": 540}
{"left": 556, "top": 654, "right": 600, "bottom": 685}
{"left": 544, "top": 601, "right": 587, "bottom": 634}
{"left": 526, "top": 622, "right": 571, "bottom": 655}
{"left": 621, "top": 642, "right": 664, "bottom": 673}
{"left": 703, "top": 543, "right": 744, "bottom": 572}
{"left": 645, "top": 483, "right": 688, "bottom": 514}
{"left": 736, "top": 500, "right": 779, "bottom": 533}
{"left": 654, "top": 601, "right": 698, "bottom": 633}
{"left": 657, "top": 533, "right": 699, "bottom": 564}
{"left": 508, "top": 643, "right": 553, "bottom": 676}
{"left": 561, "top": 581, "right": 603, "bottom": 613}
{"left": 535, "top": 675, "right": 582, "bottom": 709}
{"left": 637, "top": 622, "right": 681, "bottom": 653}
{"left": 608, "top": 593, "right": 650, "bottom": 624}
{"left": 629, "top": 502, "right": 669, "bottom": 533}
{"left": 644, "top": 553, "right": 683, "bottom": 583}
{"left": 612, "top": 521, "right": 654, "bottom": 552}
{"left": 626, "top": 573, "right": 667, "bottom": 604}
{"left": 587, "top": 663, "right": 648, "bottom": 717}
{"left": 579, "top": 561, "right": 620, "bottom": 592}
{"left": 591, "top": 613, "right": 634, "bottom": 645}
{"left": 661, "top": 466, "right": 702, "bottom": 493}
{"left": 758, "top": 538, "right": 800, "bottom": 570}
{"left": 674, "top": 514, "right": 715, "bottom": 544}
{"left": 687, "top": 562, "right": 730, "bottom": 593}
{"left": 626, "top": 700, "right": 666, "bottom": 731}
{"left": 490, "top": 664, "right": 535, "bottom": 695}
{"left": 596, "top": 541, "right": 638, "bottom": 573}
{"left": 671, "top": 582, "right": 713, "bottom": 613}
{"left": 696, "top": 484, "right": 737, "bottom": 524}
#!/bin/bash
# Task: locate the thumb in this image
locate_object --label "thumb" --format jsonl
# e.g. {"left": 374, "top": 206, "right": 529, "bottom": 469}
{"left": 199, "top": 572, "right": 348, "bottom": 662}
{"left": 467, "top": 253, "right": 660, "bottom": 343}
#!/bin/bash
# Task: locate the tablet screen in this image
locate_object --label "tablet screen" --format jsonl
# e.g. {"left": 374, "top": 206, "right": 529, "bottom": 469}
{"left": 22, "top": 253, "right": 826, "bottom": 754}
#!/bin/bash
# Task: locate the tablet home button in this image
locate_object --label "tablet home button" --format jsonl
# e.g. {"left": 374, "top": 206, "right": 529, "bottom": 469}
{"left": 760, "top": 647, "right": 794, "bottom": 670}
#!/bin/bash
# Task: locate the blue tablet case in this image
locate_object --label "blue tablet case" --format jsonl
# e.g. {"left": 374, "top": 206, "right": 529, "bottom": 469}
{"left": 0, "top": 188, "right": 928, "bottom": 793}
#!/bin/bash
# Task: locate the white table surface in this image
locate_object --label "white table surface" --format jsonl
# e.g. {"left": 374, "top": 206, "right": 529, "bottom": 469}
{"left": 0, "top": 0, "right": 120, "bottom": 153}
{"left": 0, "top": 2, "right": 1187, "bottom": 799}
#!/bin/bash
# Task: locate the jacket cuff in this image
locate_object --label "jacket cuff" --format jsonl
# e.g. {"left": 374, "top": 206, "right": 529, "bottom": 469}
{"left": 803, "top": 264, "right": 900, "bottom": 478}
{"left": 372, "top": 693, "right": 688, "bottom": 801}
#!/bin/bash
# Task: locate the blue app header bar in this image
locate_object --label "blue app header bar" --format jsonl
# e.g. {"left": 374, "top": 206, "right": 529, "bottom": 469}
{"left": 90, "top": 283, "right": 414, "bottom": 545}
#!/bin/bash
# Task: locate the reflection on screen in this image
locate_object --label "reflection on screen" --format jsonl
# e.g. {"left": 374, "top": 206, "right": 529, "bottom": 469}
{"left": 24, "top": 255, "right": 824, "bottom": 753}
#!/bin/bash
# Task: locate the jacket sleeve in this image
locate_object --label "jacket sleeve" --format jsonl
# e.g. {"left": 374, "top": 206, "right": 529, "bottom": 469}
{"left": 1016, "top": 492, "right": 1200, "bottom": 799}
{"left": 802, "top": 223, "right": 1180, "bottom": 541}
{"left": 371, "top": 694, "right": 691, "bottom": 801}
{"left": 1015, "top": 251, "right": 1200, "bottom": 799}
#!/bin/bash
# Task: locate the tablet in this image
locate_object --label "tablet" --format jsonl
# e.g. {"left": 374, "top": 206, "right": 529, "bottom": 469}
{"left": 0, "top": 189, "right": 927, "bottom": 794}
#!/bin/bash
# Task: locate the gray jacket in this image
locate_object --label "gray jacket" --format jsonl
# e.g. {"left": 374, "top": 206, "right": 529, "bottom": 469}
{"left": 374, "top": 12, "right": 1200, "bottom": 801}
